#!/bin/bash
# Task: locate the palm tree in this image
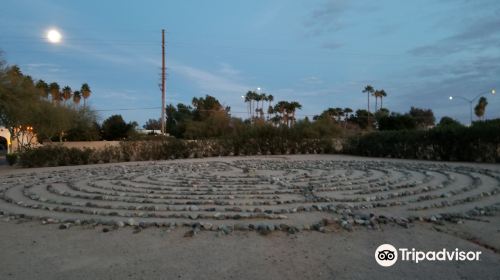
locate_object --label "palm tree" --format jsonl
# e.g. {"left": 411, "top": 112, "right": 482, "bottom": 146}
{"left": 379, "top": 89, "right": 387, "bottom": 109}
{"left": 72, "top": 91, "right": 81, "bottom": 108}
{"left": 362, "top": 85, "right": 374, "bottom": 113}
{"left": 35, "top": 80, "right": 49, "bottom": 99}
{"left": 254, "top": 93, "right": 262, "bottom": 119}
{"left": 62, "top": 86, "right": 72, "bottom": 105}
{"left": 49, "top": 82, "right": 60, "bottom": 104}
{"left": 81, "top": 83, "right": 91, "bottom": 107}
{"left": 259, "top": 93, "right": 267, "bottom": 119}
{"left": 274, "top": 101, "right": 288, "bottom": 126}
{"left": 474, "top": 97, "right": 488, "bottom": 120}
{"left": 244, "top": 91, "right": 255, "bottom": 119}
{"left": 372, "top": 90, "right": 380, "bottom": 111}
{"left": 288, "top": 101, "right": 302, "bottom": 126}
{"left": 267, "top": 94, "right": 274, "bottom": 120}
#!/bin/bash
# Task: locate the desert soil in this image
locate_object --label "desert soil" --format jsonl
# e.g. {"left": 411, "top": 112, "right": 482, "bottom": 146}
{"left": 0, "top": 155, "right": 499, "bottom": 279}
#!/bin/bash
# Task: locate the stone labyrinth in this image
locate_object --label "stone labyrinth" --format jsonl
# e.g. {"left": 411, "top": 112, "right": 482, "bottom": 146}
{"left": 1, "top": 158, "right": 500, "bottom": 234}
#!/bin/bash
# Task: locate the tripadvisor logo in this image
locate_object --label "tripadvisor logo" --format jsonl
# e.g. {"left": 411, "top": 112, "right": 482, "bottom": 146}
{"left": 375, "top": 244, "right": 482, "bottom": 267}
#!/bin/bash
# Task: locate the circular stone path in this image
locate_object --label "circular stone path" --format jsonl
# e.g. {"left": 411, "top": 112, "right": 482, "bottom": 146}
{"left": 1, "top": 156, "right": 499, "bottom": 233}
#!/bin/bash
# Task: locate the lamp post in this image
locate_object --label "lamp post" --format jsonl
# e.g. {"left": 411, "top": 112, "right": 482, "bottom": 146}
{"left": 449, "top": 89, "right": 496, "bottom": 126}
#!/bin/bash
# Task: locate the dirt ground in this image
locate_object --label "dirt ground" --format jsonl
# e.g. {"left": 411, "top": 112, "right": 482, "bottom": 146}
{"left": 0, "top": 219, "right": 499, "bottom": 280}
{"left": 0, "top": 155, "right": 499, "bottom": 279}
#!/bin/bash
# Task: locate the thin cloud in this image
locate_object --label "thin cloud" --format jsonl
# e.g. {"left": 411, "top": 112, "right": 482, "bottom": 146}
{"left": 303, "top": 0, "right": 351, "bottom": 37}
{"left": 321, "top": 42, "right": 343, "bottom": 50}
{"left": 171, "top": 62, "right": 250, "bottom": 100}
{"left": 410, "top": 8, "right": 500, "bottom": 56}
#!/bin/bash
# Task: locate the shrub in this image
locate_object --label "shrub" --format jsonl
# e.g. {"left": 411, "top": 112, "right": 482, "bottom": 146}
{"left": 18, "top": 145, "right": 94, "bottom": 167}
{"left": 346, "top": 120, "right": 500, "bottom": 163}
{"left": 6, "top": 153, "right": 18, "bottom": 166}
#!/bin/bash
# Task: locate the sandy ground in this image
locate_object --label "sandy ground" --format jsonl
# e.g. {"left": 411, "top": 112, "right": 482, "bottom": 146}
{"left": 0, "top": 220, "right": 499, "bottom": 280}
{"left": 0, "top": 155, "right": 499, "bottom": 279}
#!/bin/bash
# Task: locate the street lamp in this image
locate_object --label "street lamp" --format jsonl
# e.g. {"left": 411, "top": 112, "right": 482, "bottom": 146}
{"left": 449, "top": 89, "right": 496, "bottom": 126}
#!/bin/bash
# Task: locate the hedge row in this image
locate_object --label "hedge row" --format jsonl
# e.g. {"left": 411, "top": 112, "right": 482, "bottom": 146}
{"left": 16, "top": 138, "right": 343, "bottom": 168}
{"left": 345, "top": 121, "right": 500, "bottom": 163}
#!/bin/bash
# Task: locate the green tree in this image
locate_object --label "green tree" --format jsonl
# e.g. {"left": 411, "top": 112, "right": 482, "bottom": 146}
{"left": 33, "top": 102, "right": 75, "bottom": 142}
{"left": 437, "top": 116, "right": 463, "bottom": 128}
{"left": 143, "top": 118, "right": 161, "bottom": 130}
{"left": 101, "top": 115, "right": 135, "bottom": 140}
{"left": 353, "top": 109, "right": 375, "bottom": 130}
{"left": 166, "top": 103, "right": 194, "bottom": 138}
{"left": 474, "top": 97, "right": 488, "bottom": 120}
{"left": 0, "top": 64, "right": 39, "bottom": 150}
{"left": 377, "top": 113, "right": 417, "bottom": 131}
{"left": 192, "top": 95, "right": 228, "bottom": 121}
{"left": 409, "top": 107, "right": 435, "bottom": 129}
{"left": 64, "top": 108, "right": 101, "bottom": 141}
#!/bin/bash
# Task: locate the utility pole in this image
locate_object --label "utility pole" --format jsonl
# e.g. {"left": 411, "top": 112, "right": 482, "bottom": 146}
{"left": 160, "top": 29, "right": 166, "bottom": 135}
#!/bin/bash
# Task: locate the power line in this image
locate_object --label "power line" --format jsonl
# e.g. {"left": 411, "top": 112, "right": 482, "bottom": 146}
{"left": 94, "top": 107, "right": 161, "bottom": 112}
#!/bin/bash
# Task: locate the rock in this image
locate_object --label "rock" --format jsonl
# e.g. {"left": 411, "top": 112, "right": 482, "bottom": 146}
{"left": 256, "top": 224, "right": 273, "bottom": 235}
{"left": 287, "top": 226, "right": 299, "bottom": 234}
{"left": 213, "top": 212, "right": 224, "bottom": 219}
{"left": 127, "top": 218, "right": 138, "bottom": 226}
{"left": 59, "top": 223, "right": 71, "bottom": 230}
{"left": 341, "top": 220, "right": 353, "bottom": 231}
{"left": 189, "top": 214, "right": 199, "bottom": 220}
{"left": 234, "top": 224, "right": 249, "bottom": 231}
{"left": 102, "top": 228, "right": 110, "bottom": 233}
{"left": 115, "top": 221, "right": 125, "bottom": 228}
{"left": 354, "top": 219, "right": 365, "bottom": 225}
{"left": 218, "top": 224, "right": 232, "bottom": 234}
{"left": 201, "top": 223, "right": 213, "bottom": 230}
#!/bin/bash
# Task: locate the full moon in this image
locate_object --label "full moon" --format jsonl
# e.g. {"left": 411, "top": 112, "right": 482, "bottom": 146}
{"left": 47, "top": 29, "right": 62, "bottom": 43}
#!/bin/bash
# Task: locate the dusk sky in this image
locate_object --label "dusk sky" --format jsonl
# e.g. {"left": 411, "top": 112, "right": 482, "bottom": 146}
{"left": 1, "top": 0, "right": 499, "bottom": 126}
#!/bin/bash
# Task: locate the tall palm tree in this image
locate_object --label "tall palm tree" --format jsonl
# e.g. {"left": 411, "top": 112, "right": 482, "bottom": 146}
{"left": 254, "top": 93, "right": 262, "bottom": 119}
{"left": 259, "top": 93, "right": 267, "bottom": 119}
{"left": 288, "top": 101, "right": 302, "bottom": 126}
{"left": 274, "top": 101, "right": 288, "bottom": 126}
{"left": 373, "top": 90, "right": 381, "bottom": 111}
{"left": 379, "top": 89, "right": 387, "bottom": 109}
{"left": 362, "top": 85, "right": 374, "bottom": 113}
{"left": 245, "top": 91, "right": 255, "bottom": 119}
{"left": 267, "top": 94, "right": 274, "bottom": 120}
{"left": 72, "top": 91, "right": 82, "bottom": 108}
{"left": 81, "top": 83, "right": 91, "bottom": 107}
{"left": 48, "top": 82, "right": 60, "bottom": 104}
{"left": 35, "top": 80, "right": 49, "bottom": 99}
{"left": 62, "top": 86, "right": 72, "bottom": 105}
